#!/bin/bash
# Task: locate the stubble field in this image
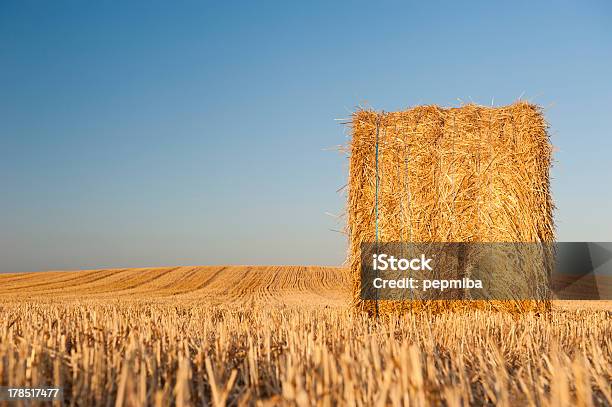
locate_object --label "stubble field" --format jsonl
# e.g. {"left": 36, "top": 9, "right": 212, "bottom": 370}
{"left": 0, "top": 266, "right": 610, "bottom": 406}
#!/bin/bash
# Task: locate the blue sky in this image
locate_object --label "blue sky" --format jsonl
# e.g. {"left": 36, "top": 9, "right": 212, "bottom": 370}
{"left": 1, "top": 1, "right": 611, "bottom": 272}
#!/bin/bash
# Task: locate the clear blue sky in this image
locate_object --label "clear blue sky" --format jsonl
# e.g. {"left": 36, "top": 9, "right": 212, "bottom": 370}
{"left": 1, "top": 1, "right": 611, "bottom": 272}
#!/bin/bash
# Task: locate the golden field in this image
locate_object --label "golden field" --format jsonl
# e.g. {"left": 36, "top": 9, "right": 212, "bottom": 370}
{"left": 0, "top": 266, "right": 610, "bottom": 406}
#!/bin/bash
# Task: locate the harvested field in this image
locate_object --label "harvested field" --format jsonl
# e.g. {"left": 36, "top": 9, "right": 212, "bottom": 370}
{"left": 0, "top": 267, "right": 610, "bottom": 406}
{"left": 0, "top": 266, "right": 348, "bottom": 307}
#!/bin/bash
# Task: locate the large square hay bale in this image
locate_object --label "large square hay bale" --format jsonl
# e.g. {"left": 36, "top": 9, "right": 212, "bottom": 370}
{"left": 347, "top": 102, "right": 554, "bottom": 315}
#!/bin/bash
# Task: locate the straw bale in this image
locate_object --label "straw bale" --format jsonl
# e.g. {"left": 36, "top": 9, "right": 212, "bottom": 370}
{"left": 347, "top": 102, "right": 554, "bottom": 315}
